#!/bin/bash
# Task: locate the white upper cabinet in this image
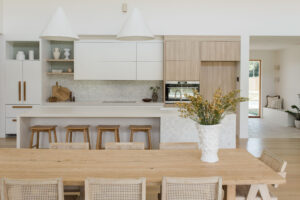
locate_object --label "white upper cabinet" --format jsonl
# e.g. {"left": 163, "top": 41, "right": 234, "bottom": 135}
{"left": 5, "top": 60, "right": 41, "bottom": 104}
{"left": 74, "top": 39, "right": 163, "bottom": 80}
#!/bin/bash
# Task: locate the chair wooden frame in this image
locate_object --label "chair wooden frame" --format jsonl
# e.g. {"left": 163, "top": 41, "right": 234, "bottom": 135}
{"left": 50, "top": 143, "right": 89, "bottom": 150}
{"left": 85, "top": 177, "right": 146, "bottom": 200}
{"left": 162, "top": 176, "right": 223, "bottom": 200}
{"left": 236, "top": 149, "right": 287, "bottom": 200}
{"left": 1, "top": 178, "right": 64, "bottom": 200}
{"left": 159, "top": 142, "right": 199, "bottom": 150}
{"left": 105, "top": 142, "right": 145, "bottom": 150}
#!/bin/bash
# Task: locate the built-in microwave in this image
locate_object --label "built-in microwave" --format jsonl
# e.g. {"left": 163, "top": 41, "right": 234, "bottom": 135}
{"left": 165, "top": 81, "right": 200, "bottom": 104}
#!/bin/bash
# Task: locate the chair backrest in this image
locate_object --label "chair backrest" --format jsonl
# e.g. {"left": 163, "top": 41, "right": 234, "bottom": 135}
{"left": 159, "top": 142, "right": 199, "bottom": 150}
{"left": 162, "top": 177, "right": 222, "bottom": 200}
{"left": 85, "top": 178, "right": 146, "bottom": 200}
{"left": 105, "top": 142, "right": 145, "bottom": 150}
{"left": 259, "top": 150, "right": 287, "bottom": 188}
{"left": 50, "top": 143, "right": 89, "bottom": 150}
{"left": 2, "top": 178, "right": 64, "bottom": 200}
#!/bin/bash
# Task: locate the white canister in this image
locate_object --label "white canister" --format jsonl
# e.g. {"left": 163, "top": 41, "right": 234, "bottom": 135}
{"left": 16, "top": 51, "right": 25, "bottom": 61}
{"left": 29, "top": 50, "right": 34, "bottom": 60}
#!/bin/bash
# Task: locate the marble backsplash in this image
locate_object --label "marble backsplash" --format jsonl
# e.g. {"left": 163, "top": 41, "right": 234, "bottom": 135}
{"left": 48, "top": 76, "right": 163, "bottom": 102}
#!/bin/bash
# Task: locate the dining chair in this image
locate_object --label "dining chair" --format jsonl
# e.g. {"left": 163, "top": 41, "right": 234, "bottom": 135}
{"left": 105, "top": 142, "right": 145, "bottom": 150}
{"left": 161, "top": 176, "right": 223, "bottom": 200}
{"left": 1, "top": 178, "right": 64, "bottom": 200}
{"left": 50, "top": 142, "right": 89, "bottom": 150}
{"left": 159, "top": 142, "right": 199, "bottom": 150}
{"left": 236, "top": 150, "right": 287, "bottom": 200}
{"left": 85, "top": 177, "right": 146, "bottom": 200}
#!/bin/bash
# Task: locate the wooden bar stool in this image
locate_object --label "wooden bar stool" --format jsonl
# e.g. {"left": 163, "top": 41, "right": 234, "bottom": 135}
{"left": 129, "top": 125, "right": 152, "bottom": 149}
{"left": 65, "top": 125, "right": 91, "bottom": 149}
{"left": 96, "top": 125, "right": 120, "bottom": 149}
{"left": 30, "top": 125, "right": 57, "bottom": 149}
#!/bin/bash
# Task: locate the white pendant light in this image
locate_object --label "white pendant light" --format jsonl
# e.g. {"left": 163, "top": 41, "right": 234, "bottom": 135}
{"left": 40, "top": 7, "right": 79, "bottom": 41}
{"left": 117, "top": 8, "right": 154, "bottom": 40}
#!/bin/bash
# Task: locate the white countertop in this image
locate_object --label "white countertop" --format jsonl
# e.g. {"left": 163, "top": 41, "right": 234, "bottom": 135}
{"left": 19, "top": 103, "right": 179, "bottom": 118}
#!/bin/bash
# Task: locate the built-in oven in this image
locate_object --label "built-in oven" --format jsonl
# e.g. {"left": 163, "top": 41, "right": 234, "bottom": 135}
{"left": 165, "top": 81, "right": 200, "bottom": 104}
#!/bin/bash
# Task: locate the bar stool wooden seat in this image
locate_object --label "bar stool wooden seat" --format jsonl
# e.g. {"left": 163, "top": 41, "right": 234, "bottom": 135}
{"left": 129, "top": 125, "right": 152, "bottom": 149}
{"left": 30, "top": 125, "right": 57, "bottom": 149}
{"left": 65, "top": 125, "right": 91, "bottom": 149}
{"left": 96, "top": 125, "right": 120, "bottom": 149}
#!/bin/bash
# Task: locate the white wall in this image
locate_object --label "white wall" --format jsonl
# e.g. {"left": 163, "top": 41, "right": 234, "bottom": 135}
{"left": 277, "top": 46, "right": 300, "bottom": 109}
{"left": 0, "top": 0, "right": 2, "bottom": 34}
{"left": 250, "top": 50, "right": 277, "bottom": 116}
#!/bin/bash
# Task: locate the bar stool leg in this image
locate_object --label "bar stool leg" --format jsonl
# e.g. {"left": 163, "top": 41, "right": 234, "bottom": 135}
{"left": 87, "top": 128, "right": 91, "bottom": 149}
{"left": 130, "top": 130, "right": 134, "bottom": 142}
{"left": 96, "top": 129, "right": 101, "bottom": 150}
{"left": 36, "top": 131, "right": 40, "bottom": 149}
{"left": 30, "top": 130, "right": 35, "bottom": 149}
{"left": 48, "top": 130, "right": 52, "bottom": 144}
{"left": 65, "top": 130, "right": 70, "bottom": 143}
{"left": 53, "top": 128, "right": 57, "bottom": 142}
{"left": 114, "top": 129, "right": 118, "bottom": 143}
{"left": 117, "top": 128, "right": 120, "bottom": 142}
{"left": 147, "top": 130, "right": 152, "bottom": 150}
{"left": 70, "top": 132, "right": 73, "bottom": 142}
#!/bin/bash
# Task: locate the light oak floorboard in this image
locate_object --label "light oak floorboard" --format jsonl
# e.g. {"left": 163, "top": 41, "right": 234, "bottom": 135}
{"left": 0, "top": 137, "right": 299, "bottom": 200}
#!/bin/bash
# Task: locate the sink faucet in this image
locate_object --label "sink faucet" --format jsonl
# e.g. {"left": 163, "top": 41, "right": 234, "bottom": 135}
{"left": 175, "top": 89, "right": 182, "bottom": 101}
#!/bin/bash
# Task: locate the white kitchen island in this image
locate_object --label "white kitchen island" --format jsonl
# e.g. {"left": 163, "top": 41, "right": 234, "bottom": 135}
{"left": 17, "top": 103, "right": 236, "bottom": 149}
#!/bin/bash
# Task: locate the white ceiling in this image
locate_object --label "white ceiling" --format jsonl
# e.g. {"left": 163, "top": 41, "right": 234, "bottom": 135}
{"left": 250, "top": 36, "right": 300, "bottom": 50}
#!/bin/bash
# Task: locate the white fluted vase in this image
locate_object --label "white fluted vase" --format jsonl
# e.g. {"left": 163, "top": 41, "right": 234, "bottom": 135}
{"left": 196, "top": 123, "right": 221, "bottom": 163}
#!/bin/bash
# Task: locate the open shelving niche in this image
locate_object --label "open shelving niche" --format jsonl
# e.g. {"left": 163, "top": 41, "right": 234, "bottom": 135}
{"left": 6, "top": 41, "right": 40, "bottom": 60}
{"left": 45, "top": 41, "right": 74, "bottom": 75}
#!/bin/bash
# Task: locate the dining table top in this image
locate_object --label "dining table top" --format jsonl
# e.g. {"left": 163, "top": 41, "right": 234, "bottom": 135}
{"left": 0, "top": 148, "right": 285, "bottom": 187}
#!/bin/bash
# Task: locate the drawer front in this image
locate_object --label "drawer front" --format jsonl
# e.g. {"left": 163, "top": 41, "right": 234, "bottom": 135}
{"left": 5, "top": 105, "right": 36, "bottom": 118}
{"left": 6, "top": 118, "right": 17, "bottom": 134}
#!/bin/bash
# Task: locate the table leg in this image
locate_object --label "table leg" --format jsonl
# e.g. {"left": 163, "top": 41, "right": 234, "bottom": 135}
{"left": 226, "top": 185, "right": 236, "bottom": 200}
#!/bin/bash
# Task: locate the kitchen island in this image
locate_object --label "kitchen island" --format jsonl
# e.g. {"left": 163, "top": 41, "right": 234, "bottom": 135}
{"left": 17, "top": 103, "right": 236, "bottom": 149}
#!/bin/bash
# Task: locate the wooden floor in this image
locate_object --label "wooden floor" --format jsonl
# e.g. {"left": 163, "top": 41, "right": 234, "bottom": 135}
{"left": 1, "top": 137, "right": 300, "bottom": 199}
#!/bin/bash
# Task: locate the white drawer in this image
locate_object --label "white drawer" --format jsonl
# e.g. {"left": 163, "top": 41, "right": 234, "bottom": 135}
{"left": 5, "top": 105, "right": 36, "bottom": 118}
{"left": 6, "top": 118, "right": 17, "bottom": 134}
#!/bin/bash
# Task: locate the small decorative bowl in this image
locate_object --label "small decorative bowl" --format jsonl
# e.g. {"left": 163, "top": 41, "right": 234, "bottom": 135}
{"left": 142, "top": 98, "right": 152, "bottom": 102}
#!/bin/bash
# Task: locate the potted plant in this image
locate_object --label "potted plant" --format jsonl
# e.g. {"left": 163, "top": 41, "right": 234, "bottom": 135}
{"left": 286, "top": 105, "right": 300, "bottom": 128}
{"left": 177, "top": 89, "right": 248, "bottom": 163}
{"left": 150, "top": 86, "right": 160, "bottom": 102}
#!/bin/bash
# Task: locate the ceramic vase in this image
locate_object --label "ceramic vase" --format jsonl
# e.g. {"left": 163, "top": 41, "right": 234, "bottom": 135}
{"left": 196, "top": 123, "right": 221, "bottom": 163}
{"left": 53, "top": 48, "right": 60, "bottom": 60}
{"left": 152, "top": 93, "right": 158, "bottom": 102}
{"left": 29, "top": 50, "right": 34, "bottom": 60}
{"left": 64, "top": 48, "right": 71, "bottom": 60}
{"left": 16, "top": 51, "right": 25, "bottom": 61}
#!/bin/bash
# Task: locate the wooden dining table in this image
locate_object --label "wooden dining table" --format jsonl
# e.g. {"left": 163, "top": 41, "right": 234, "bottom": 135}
{"left": 0, "top": 148, "right": 285, "bottom": 200}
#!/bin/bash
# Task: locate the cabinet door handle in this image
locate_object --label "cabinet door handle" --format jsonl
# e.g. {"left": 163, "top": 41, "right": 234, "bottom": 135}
{"left": 12, "top": 119, "right": 17, "bottom": 122}
{"left": 23, "top": 81, "right": 26, "bottom": 101}
{"left": 12, "top": 106, "right": 32, "bottom": 109}
{"left": 18, "top": 81, "right": 21, "bottom": 101}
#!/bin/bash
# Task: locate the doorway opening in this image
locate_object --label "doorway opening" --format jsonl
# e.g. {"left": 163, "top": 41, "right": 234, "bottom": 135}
{"left": 248, "top": 60, "right": 261, "bottom": 118}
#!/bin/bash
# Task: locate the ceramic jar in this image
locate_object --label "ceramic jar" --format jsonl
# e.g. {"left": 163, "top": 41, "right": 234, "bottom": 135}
{"left": 64, "top": 48, "right": 71, "bottom": 60}
{"left": 29, "top": 50, "right": 34, "bottom": 61}
{"left": 53, "top": 48, "right": 61, "bottom": 60}
{"left": 16, "top": 51, "right": 25, "bottom": 61}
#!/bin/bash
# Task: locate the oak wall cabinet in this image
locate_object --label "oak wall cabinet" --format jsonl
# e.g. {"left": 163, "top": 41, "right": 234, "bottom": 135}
{"left": 200, "top": 62, "right": 237, "bottom": 100}
{"left": 5, "top": 60, "right": 41, "bottom": 105}
{"left": 200, "top": 41, "right": 240, "bottom": 61}
{"left": 164, "top": 39, "right": 201, "bottom": 81}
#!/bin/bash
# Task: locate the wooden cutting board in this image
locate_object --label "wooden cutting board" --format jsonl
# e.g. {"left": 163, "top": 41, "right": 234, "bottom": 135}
{"left": 52, "top": 82, "right": 71, "bottom": 102}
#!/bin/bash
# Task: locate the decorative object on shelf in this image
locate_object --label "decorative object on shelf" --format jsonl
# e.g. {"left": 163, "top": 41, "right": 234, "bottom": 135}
{"left": 16, "top": 51, "right": 25, "bottom": 61}
{"left": 117, "top": 8, "right": 154, "bottom": 40}
{"left": 40, "top": 6, "right": 79, "bottom": 41}
{"left": 177, "top": 89, "right": 248, "bottom": 163}
{"left": 29, "top": 50, "right": 34, "bottom": 60}
{"left": 142, "top": 98, "right": 152, "bottom": 102}
{"left": 53, "top": 48, "right": 61, "bottom": 60}
{"left": 64, "top": 48, "right": 71, "bottom": 60}
{"left": 48, "top": 96, "right": 58, "bottom": 102}
{"left": 51, "top": 69, "right": 63, "bottom": 73}
{"left": 286, "top": 105, "right": 300, "bottom": 128}
{"left": 52, "top": 81, "right": 71, "bottom": 102}
{"left": 150, "top": 86, "right": 160, "bottom": 102}
{"left": 67, "top": 68, "right": 73, "bottom": 73}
